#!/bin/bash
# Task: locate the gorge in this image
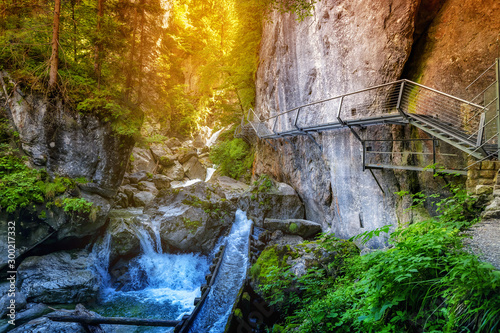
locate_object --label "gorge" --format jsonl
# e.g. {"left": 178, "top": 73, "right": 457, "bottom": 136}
{"left": 1, "top": 0, "right": 500, "bottom": 332}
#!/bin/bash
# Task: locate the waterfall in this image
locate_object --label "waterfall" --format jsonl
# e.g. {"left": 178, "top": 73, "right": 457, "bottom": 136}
{"left": 90, "top": 208, "right": 210, "bottom": 332}
{"left": 188, "top": 209, "right": 253, "bottom": 332}
{"left": 205, "top": 166, "right": 216, "bottom": 182}
{"left": 205, "top": 125, "right": 231, "bottom": 148}
{"left": 91, "top": 232, "right": 112, "bottom": 287}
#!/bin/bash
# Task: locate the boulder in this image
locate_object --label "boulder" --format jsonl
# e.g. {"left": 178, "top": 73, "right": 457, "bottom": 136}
{"left": 192, "top": 133, "right": 206, "bottom": 148}
{"left": 209, "top": 176, "right": 250, "bottom": 201}
{"left": 8, "top": 316, "right": 87, "bottom": 333}
{"left": 162, "top": 160, "right": 184, "bottom": 181}
{"left": 119, "top": 184, "right": 139, "bottom": 201}
{"left": 263, "top": 218, "right": 323, "bottom": 239}
{"left": 149, "top": 143, "right": 173, "bottom": 161}
{"left": 9, "top": 305, "right": 103, "bottom": 333}
{"left": 0, "top": 290, "right": 27, "bottom": 318}
{"left": 133, "top": 191, "right": 155, "bottom": 207}
{"left": 130, "top": 147, "right": 157, "bottom": 174}
{"left": 137, "top": 181, "right": 158, "bottom": 196}
{"left": 152, "top": 174, "right": 172, "bottom": 190}
{"left": 13, "top": 303, "right": 50, "bottom": 326}
{"left": 178, "top": 149, "right": 197, "bottom": 164}
{"left": 18, "top": 250, "right": 100, "bottom": 304}
{"left": 114, "top": 192, "right": 129, "bottom": 208}
{"left": 56, "top": 192, "right": 111, "bottom": 240}
{"left": 158, "top": 154, "right": 178, "bottom": 168}
{"left": 145, "top": 182, "right": 236, "bottom": 254}
{"left": 183, "top": 156, "right": 207, "bottom": 180}
{"left": 107, "top": 209, "right": 144, "bottom": 262}
{"left": 77, "top": 182, "right": 117, "bottom": 199}
{"left": 165, "top": 137, "right": 182, "bottom": 149}
{"left": 238, "top": 179, "right": 305, "bottom": 227}
{"left": 127, "top": 171, "right": 149, "bottom": 185}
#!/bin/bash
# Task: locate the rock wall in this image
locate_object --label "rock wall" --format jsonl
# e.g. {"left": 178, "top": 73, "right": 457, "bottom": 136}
{"left": 0, "top": 81, "right": 135, "bottom": 269}
{"left": 253, "top": 0, "right": 499, "bottom": 245}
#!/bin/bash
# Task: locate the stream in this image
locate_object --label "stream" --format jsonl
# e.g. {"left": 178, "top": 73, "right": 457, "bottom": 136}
{"left": 89, "top": 208, "right": 251, "bottom": 332}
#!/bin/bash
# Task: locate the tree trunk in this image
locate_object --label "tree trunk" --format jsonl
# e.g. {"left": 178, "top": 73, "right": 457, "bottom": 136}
{"left": 124, "top": 4, "right": 138, "bottom": 101}
{"left": 94, "top": 0, "right": 104, "bottom": 89}
{"left": 136, "top": 5, "right": 145, "bottom": 103}
{"left": 49, "top": 0, "right": 61, "bottom": 88}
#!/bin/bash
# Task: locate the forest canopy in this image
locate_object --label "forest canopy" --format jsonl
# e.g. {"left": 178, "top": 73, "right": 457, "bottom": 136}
{"left": 0, "top": 0, "right": 315, "bottom": 137}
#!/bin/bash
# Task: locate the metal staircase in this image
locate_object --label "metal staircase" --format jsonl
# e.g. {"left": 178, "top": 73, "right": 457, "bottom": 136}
{"left": 240, "top": 59, "right": 500, "bottom": 174}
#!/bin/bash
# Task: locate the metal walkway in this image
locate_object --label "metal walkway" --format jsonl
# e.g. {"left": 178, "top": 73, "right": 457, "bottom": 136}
{"left": 242, "top": 59, "right": 500, "bottom": 173}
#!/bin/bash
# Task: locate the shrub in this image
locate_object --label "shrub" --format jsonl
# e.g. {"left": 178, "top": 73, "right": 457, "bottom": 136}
{"left": 210, "top": 137, "right": 254, "bottom": 180}
{"left": 258, "top": 182, "right": 500, "bottom": 332}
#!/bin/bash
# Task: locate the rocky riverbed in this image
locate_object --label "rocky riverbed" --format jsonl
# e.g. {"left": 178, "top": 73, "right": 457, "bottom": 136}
{"left": 0, "top": 124, "right": 320, "bottom": 332}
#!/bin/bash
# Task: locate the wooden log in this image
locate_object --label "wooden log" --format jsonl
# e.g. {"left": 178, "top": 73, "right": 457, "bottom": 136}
{"left": 46, "top": 315, "right": 180, "bottom": 327}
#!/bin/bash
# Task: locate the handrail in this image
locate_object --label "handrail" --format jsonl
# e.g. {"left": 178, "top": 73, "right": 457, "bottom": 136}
{"left": 259, "top": 79, "right": 485, "bottom": 123}
{"left": 261, "top": 80, "right": 405, "bottom": 121}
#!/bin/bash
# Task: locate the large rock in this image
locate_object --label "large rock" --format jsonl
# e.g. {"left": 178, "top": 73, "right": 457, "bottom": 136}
{"left": 8, "top": 316, "right": 87, "bottom": 333}
{"left": 127, "top": 171, "right": 149, "bottom": 185}
{"left": 162, "top": 160, "right": 184, "bottom": 181}
{"left": 177, "top": 149, "right": 197, "bottom": 164}
{"left": 209, "top": 176, "right": 250, "bottom": 201}
{"left": 253, "top": 0, "right": 420, "bottom": 246}
{"left": 152, "top": 174, "right": 172, "bottom": 190}
{"left": 0, "top": 85, "right": 135, "bottom": 270}
{"left": 18, "top": 250, "right": 100, "bottom": 304}
{"left": 263, "top": 218, "right": 323, "bottom": 239}
{"left": 130, "top": 147, "right": 157, "bottom": 174}
{"left": 8, "top": 305, "right": 102, "bottom": 333}
{"left": 0, "top": 190, "right": 111, "bottom": 271}
{"left": 238, "top": 179, "right": 305, "bottom": 227}
{"left": 183, "top": 156, "right": 207, "bottom": 180}
{"left": 133, "top": 191, "right": 155, "bottom": 207}
{"left": 106, "top": 209, "right": 144, "bottom": 263}
{"left": 0, "top": 289, "right": 27, "bottom": 318}
{"left": 149, "top": 143, "right": 173, "bottom": 161}
{"left": 137, "top": 181, "right": 158, "bottom": 195}
{"left": 145, "top": 182, "right": 236, "bottom": 253}
{"left": 4, "top": 87, "right": 134, "bottom": 188}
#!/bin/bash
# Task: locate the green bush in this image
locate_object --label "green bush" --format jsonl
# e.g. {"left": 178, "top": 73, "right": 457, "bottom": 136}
{"left": 210, "top": 138, "right": 254, "bottom": 180}
{"left": 258, "top": 183, "right": 500, "bottom": 332}
{"left": 0, "top": 119, "right": 93, "bottom": 215}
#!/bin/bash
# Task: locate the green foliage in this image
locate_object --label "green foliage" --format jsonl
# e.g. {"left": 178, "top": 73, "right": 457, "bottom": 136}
{"left": 289, "top": 222, "right": 298, "bottom": 233}
{"left": 210, "top": 137, "right": 254, "bottom": 180}
{"left": 268, "top": 0, "right": 318, "bottom": 21}
{"left": 62, "top": 197, "right": 93, "bottom": 213}
{"left": 182, "top": 217, "right": 202, "bottom": 233}
{"left": 258, "top": 185, "right": 500, "bottom": 332}
{"left": 350, "top": 225, "right": 391, "bottom": 245}
{"left": 0, "top": 118, "right": 92, "bottom": 215}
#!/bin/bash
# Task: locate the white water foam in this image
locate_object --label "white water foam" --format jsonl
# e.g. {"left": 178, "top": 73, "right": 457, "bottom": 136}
{"left": 188, "top": 209, "right": 253, "bottom": 333}
{"left": 171, "top": 179, "right": 202, "bottom": 188}
{"left": 90, "top": 208, "right": 210, "bottom": 331}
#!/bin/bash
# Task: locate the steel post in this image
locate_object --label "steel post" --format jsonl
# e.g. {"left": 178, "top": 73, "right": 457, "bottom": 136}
{"left": 293, "top": 107, "right": 301, "bottom": 129}
{"left": 336, "top": 96, "right": 345, "bottom": 125}
{"left": 272, "top": 116, "right": 278, "bottom": 134}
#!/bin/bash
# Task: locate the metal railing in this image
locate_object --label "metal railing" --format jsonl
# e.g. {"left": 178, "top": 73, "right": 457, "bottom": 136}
{"left": 464, "top": 59, "right": 500, "bottom": 168}
{"left": 246, "top": 76, "right": 496, "bottom": 158}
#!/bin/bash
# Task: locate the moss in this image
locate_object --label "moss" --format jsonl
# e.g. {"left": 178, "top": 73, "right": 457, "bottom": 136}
{"left": 289, "top": 222, "right": 298, "bottom": 233}
{"left": 233, "top": 308, "right": 243, "bottom": 319}
{"left": 182, "top": 217, "right": 202, "bottom": 233}
{"left": 252, "top": 245, "right": 293, "bottom": 284}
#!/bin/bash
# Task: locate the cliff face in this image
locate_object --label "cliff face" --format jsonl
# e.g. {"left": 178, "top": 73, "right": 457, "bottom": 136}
{"left": 253, "top": 0, "right": 499, "bottom": 245}
{"left": 0, "top": 84, "right": 135, "bottom": 268}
